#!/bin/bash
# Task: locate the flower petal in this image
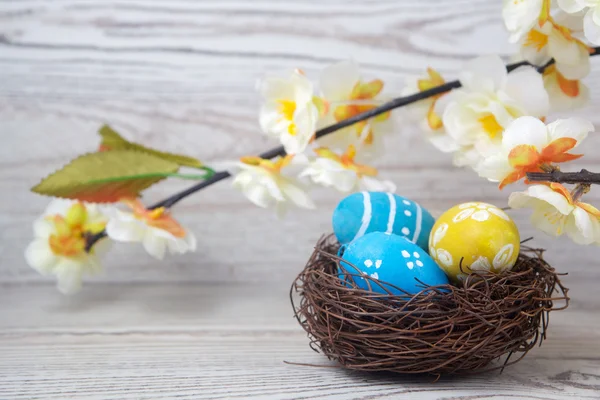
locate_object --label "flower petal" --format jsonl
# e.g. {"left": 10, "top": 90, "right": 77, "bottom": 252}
{"left": 43, "top": 199, "right": 76, "bottom": 217}
{"left": 241, "top": 182, "right": 272, "bottom": 208}
{"left": 426, "top": 130, "right": 461, "bottom": 153}
{"left": 319, "top": 60, "right": 360, "bottom": 101}
{"left": 509, "top": 184, "right": 574, "bottom": 215}
{"left": 54, "top": 258, "right": 85, "bottom": 295}
{"left": 503, "top": 0, "right": 545, "bottom": 42}
{"left": 280, "top": 105, "right": 318, "bottom": 154}
{"left": 477, "top": 152, "right": 513, "bottom": 182}
{"left": 508, "top": 144, "right": 540, "bottom": 168}
{"left": 25, "top": 239, "right": 58, "bottom": 275}
{"left": 259, "top": 101, "right": 290, "bottom": 138}
{"left": 33, "top": 218, "right": 54, "bottom": 239}
{"left": 143, "top": 231, "right": 167, "bottom": 260}
{"left": 549, "top": 32, "right": 590, "bottom": 80}
{"left": 280, "top": 180, "right": 316, "bottom": 209}
{"left": 106, "top": 217, "right": 145, "bottom": 242}
{"left": 541, "top": 137, "right": 577, "bottom": 159}
{"left": 352, "top": 80, "right": 384, "bottom": 99}
{"left": 557, "top": 0, "right": 586, "bottom": 13}
{"left": 503, "top": 67, "right": 549, "bottom": 117}
{"left": 546, "top": 117, "right": 594, "bottom": 145}
{"left": 257, "top": 77, "right": 295, "bottom": 100}
{"left": 502, "top": 116, "right": 549, "bottom": 151}
{"left": 594, "top": 4, "right": 600, "bottom": 26}
{"left": 521, "top": 28, "right": 550, "bottom": 66}
{"left": 530, "top": 203, "right": 567, "bottom": 237}
{"left": 584, "top": 8, "right": 600, "bottom": 45}
{"left": 566, "top": 207, "right": 596, "bottom": 244}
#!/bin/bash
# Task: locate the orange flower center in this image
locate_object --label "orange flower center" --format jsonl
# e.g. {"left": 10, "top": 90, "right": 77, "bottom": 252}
{"left": 278, "top": 100, "right": 296, "bottom": 121}
{"left": 524, "top": 29, "right": 548, "bottom": 51}
{"left": 332, "top": 79, "right": 390, "bottom": 143}
{"left": 240, "top": 154, "right": 293, "bottom": 174}
{"left": 499, "top": 139, "right": 583, "bottom": 189}
{"left": 121, "top": 198, "right": 186, "bottom": 238}
{"left": 478, "top": 114, "right": 504, "bottom": 139}
{"left": 47, "top": 202, "right": 106, "bottom": 256}
{"left": 314, "top": 145, "right": 378, "bottom": 178}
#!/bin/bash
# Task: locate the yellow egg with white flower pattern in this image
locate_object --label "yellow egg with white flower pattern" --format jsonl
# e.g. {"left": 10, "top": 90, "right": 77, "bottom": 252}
{"left": 429, "top": 202, "right": 520, "bottom": 282}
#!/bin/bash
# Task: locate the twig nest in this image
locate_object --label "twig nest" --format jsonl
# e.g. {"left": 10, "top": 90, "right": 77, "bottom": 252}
{"left": 291, "top": 235, "right": 569, "bottom": 375}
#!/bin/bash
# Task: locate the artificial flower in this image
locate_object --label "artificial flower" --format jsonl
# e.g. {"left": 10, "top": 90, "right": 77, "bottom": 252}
{"left": 105, "top": 198, "right": 196, "bottom": 260}
{"left": 401, "top": 68, "right": 460, "bottom": 153}
{"left": 316, "top": 60, "right": 392, "bottom": 156}
{"left": 300, "top": 145, "right": 396, "bottom": 193}
{"left": 521, "top": 17, "right": 591, "bottom": 80}
{"left": 503, "top": 0, "right": 549, "bottom": 43}
{"left": 258, "top": 69, "right": 320, "bottom": 155}
{"left": 557, "top": 0, "right": 600, "bottom": 44}
{"left": 509, "top": 183, "right": 600, "bottom": 244}
{"left": 442, "top": 55, "right": 550, "bottom": 168}
{"left": 232, "top": 155, "right": 315, "bottom": 216}
{"left": 543, "top": 64, "right": 590, "bottom": 111}
{"left": 478, "top": 116, "right": 593, "bottom": 188}
{"left": 24, "top": 199, "right": 109, "bottom": 294}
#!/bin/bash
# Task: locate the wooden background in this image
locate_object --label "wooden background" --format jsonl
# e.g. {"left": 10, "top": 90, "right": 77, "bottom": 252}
{"left": 1, "top": 1, "right": 599, "bottom": 398}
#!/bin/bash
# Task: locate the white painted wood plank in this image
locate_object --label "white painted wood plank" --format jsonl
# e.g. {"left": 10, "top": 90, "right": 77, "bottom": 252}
{"left": 0, "top": 284, "right": 599, "bottom": 399}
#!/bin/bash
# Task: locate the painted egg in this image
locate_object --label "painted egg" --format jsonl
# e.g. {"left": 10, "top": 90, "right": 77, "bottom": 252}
{"left": 428, "top": 202, "right": 520, "bottom": 282}
{"left": 332, "top": 191, "right": 435, "bottom": 251}
{"left": 339, "top": 232, "right": 449, "bottom": 295}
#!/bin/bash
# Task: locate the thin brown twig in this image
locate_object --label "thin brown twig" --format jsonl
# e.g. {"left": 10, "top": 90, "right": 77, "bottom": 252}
{"left": 85, "top": 50, "right": 600, "bottom": 251}
{"left": 526, "top": 169, "right": 600, "bottom": 185}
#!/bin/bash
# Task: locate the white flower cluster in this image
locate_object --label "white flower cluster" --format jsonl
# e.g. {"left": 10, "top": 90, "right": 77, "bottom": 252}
{"left": 25, "top": 198, "right": 197, "bottom": 294}
{"left": 233, "top": 62, "right": 397, "bottom": 216}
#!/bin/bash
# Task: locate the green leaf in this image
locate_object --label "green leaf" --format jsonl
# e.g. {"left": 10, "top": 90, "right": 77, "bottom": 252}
{"left": 32, "top": 150, "right": 180, "bottom": 203}
{"left": 99, "top": 125, "right": 203, "bottom": 168}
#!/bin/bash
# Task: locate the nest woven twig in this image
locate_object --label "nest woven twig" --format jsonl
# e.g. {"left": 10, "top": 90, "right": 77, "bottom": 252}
{"left": 290, "top": 234, "right": 569, "bottom": 376}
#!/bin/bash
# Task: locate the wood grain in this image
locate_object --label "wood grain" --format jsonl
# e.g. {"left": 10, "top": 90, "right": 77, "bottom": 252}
{"left": 1, "top": 1, "right": 600, "bottom": 398}
{"left": 1, "top": 284, "right": 599, "bottom": 400}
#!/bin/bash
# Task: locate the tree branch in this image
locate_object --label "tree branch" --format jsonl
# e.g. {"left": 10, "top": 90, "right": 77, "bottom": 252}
{"left": 85, "top": 49, "right": 600, "bottom": 251}
{"left": 526, "top": 169, "right": 600, "bottom": 185}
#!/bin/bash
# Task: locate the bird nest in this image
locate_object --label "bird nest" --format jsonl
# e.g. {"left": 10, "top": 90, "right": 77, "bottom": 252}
{"left": 290, "top": 234, "right": 569, "bottom": 376}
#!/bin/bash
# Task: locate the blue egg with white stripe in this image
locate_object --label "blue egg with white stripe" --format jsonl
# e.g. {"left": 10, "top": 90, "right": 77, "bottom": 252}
{"left": 339, "top": 232, "right": 449, "bottom": 295}
{"left": 332, "top": 192, "right": 435, "bottom": 251}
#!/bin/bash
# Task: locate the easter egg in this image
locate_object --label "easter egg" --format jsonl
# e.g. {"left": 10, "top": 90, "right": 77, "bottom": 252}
{"left": 428, "top": 202, "right": 520, "bottom": 281}
{"left": 339, "top": 232, "right": 449, "bottom": 295}
{"left": 332, "top": 191, "right": 435, "bottom": 251}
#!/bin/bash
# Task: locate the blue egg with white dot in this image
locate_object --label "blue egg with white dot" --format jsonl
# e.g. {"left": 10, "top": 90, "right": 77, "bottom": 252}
{"left": 332, "top": 191, "right": 435, "bottom": 251}
{"left": 339, "top": 232, "right": 449, "bottom": 295}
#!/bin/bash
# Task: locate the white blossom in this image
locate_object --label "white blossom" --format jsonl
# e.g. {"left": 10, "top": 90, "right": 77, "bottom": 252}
{"left": 315, "top": 60, "right": 393, "bottom": 157}
{"left": 503, "top": 0, "right": 547, "bottom": 43}
{"left": 509, "top": 183, "right": 600, "bottom": 245}
{"left": 521, "top": 16, "right": 590, "bottom": 80}
{"left": 478, "top": 116, "right": 593, "bottom": 188}
{"left": 232, "top": 155, "right": 315, "bottom": 217}
{"left": 300, "top": 146, "right": 396, "bottom": 193}
{"left": 105, "top": 198, "right": 196, "bottom": 260}
{"left": 24, "top": 199, "right": 109, "bottom": 294}
{"left": 557, "top": 0, "right": 600, "bottom": 44}
{"left": 442, "top": 55, "right": 549, "bottom": 168}
{"left": 258, "top": 69, "right": 319, "bottom": 155}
